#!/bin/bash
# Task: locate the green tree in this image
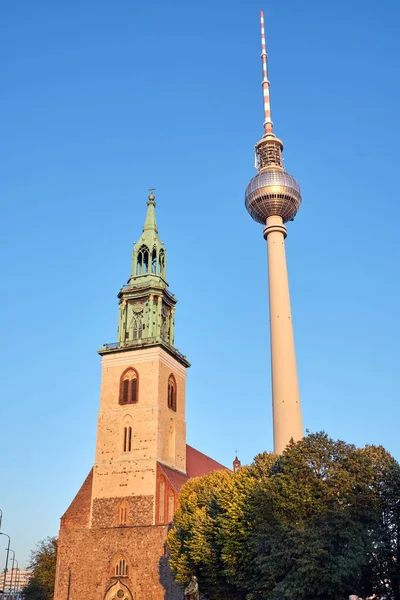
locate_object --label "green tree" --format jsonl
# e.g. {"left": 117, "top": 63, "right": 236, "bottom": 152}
{"left": 167, "top": 469, "right": 240, "bottom": 600}
{"left": 168, "top": 433, "right": 400, "bottom": 600}
{"left": 248, "top": 433, "right": 380, "bottom": 600}
{"left": 359, "top": 445, "right": 400, "bottom": 600}
{"left": 23, "top": 536, "right": 57, "bottom": 600}
{"left": 168, "top": 452, "right": 277, "bottom": 600}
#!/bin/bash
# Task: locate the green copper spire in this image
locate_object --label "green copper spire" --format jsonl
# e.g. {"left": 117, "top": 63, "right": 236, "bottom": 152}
{"left": 98, "top": 189, "right": 189, "bottom": 367}
{"left": 143, "top": 188, "right": 158, "bottom": 233}
{"left": 129, "top": 189, "right": 166, "bottom": 282}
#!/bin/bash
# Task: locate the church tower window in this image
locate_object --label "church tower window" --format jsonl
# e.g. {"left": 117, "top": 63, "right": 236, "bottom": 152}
{"left": 115, "top": 558, "right": 129, "bottom": 577}
{"left": 132, "top": 319, "right": 143, "bottom": 340}
{"left": 119, "top": 369, "right": 138, "bottom": 405}
{"left": 168, "top": 495, "right": 175, "bottom": 522}
{"left": 159, "top": 248, "right": 165, "bottom": 277}
{"left": 123, "top": 427, "right": 132, "bottom": 453}
{"left": 158, "top": 478, "right": 165, "bottom": 523}
{"left": 168, "top": 374, "right": 177, "bottom": 411}
{"left": 151, "top": 247, "right": 157, "bottom": 273}
{"left": 117, "top": 500, "right": 129, "bottom": 526}
{"left": 136, "top": 245, "right": 149, "bottom": 275}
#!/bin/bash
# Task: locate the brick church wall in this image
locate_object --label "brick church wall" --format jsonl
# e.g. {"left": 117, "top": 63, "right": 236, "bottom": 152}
{"left": 91, "top": 495, "right": 153, "bottom": 528}
{"left": 56, "top": 523, "right": 182, "bottom": 600}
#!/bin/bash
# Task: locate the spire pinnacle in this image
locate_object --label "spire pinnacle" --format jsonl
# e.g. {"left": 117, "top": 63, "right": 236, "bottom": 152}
{"left": 143, "top": 188, "right": 158, "bottom": 234}
{"left": 260, "top": 10, "right": 274, "bottom": 136}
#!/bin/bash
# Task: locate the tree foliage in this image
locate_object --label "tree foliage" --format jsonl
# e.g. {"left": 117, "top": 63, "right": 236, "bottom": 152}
{"left": 168, "top": 433, "right": 400, "bottom": 600}
{"left": 23, "top": 536, "right": 57, "bottom": 600}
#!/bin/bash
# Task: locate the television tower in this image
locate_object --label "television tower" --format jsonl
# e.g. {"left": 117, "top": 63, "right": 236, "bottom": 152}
{"left": 245, "top": 11, "right": 304, "bottom": 454}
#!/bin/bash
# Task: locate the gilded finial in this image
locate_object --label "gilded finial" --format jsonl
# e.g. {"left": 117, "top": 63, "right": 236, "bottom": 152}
{"left": 148, "top": 187, "right": 156, "bottom": 203}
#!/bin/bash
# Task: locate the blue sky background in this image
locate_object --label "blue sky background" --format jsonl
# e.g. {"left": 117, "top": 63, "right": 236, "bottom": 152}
{"left": 1, "top": 0, "right": 400, "bottom": 568}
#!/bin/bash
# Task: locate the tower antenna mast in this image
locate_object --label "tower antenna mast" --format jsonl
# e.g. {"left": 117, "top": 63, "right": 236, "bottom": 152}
{"left": 260, "top": 10, "right": 273, "bottom": 136}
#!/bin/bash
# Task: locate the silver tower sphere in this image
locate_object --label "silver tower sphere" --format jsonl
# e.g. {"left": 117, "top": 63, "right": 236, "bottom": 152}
{"left": 245, "top": 167, "right": 302, "bottom": 224}
{"left": 246, "top": 7, "right": 302, "bottom": 226}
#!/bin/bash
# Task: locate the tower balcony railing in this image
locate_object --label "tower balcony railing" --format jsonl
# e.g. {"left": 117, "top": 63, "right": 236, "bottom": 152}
{"left": 121, "top": 281, "right": 159, "bottom": 291}
{"left": 100, "top": 336, "right": 187, "bottom": 362}
{"left": 119, "top": 280, "right": 176, "bottom": 299}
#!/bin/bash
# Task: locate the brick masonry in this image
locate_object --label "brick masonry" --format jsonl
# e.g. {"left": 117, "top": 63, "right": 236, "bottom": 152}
{"left": 54, "top": 345, "right": 226, "bottom": 600}
{"left": 56, "top": 520, "right": 182, "bottom": 600}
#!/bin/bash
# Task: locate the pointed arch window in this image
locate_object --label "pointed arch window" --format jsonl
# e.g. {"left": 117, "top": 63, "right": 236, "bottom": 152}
{"left": 123, "top": 426, "right": 132, "bottom": 452}
{"left": 151, "top": 247, "right": 157, "bottom": 274}
{"left": 132, "top": 319, "right": 143, "bottom": 340}
{"left": 158, "top": 248, "right": 165, "bottom": 277}
{"left": 119, "top": 369, "right": 138, "bottom": 405}
{"left": 168, "top": 495, "right": 175, "bottom": 522}
{"left": 105, "top": 581, "right": 133, "bottom": 600}
{"left": 159, "top": 477, "right": 166, "bottom": 523}
{"left": 117, "top": 500, "right": 129, "bottom": 526}
{"left": 136, "top": 245, "right": 149, "bottom": 275}
{"left": 168, "top": 374, "right": 177, "bottom": 411}
{"left": 115, "top": 558, "right": 129, "bottom": 577}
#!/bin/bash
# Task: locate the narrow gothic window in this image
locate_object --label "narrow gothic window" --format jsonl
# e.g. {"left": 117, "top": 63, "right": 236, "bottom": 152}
{"left": 119, "top": 505, "right": 127, "bottom": 525}
{"left": 123, "top": 427, "right": 132, "bottom": 452}
{"left": 116, "top": 500, "right": 129, "bottom": 527}
{"left": 151, "top": 247, "right": 157, "bottom": 273}
{"left": 168, "top": 495, "right": 175, "bottom": 522}
{"left": 143, "top": 248, "right": 148, "bottom": 273}
{"left": 119, "top": 369, "right": 138, "bottom": 405}
{"left": 159, "top": 479, "right": 165, "bottom": 523}
{"left": 115, "top": 558, "right": 128, "bottom": 577}
{"left": 168, "top": 374, "right": 177, "bottom": 411}
{"left": 159, "top": 249, "right": 165, "bottom": 276}
{"left": 132, "top": 319, "right": 143, "bottom": 340}
{"left": 137, "top": 244, "right": 149, "bottom": 275}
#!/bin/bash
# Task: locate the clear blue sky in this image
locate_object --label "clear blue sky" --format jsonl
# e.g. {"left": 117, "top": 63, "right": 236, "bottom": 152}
{"left": 1, "top": 0, "right": 399, "bottom": 568}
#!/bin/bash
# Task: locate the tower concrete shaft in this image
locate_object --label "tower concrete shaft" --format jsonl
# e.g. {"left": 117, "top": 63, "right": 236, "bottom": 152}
{"left": 264, "top": 216, "right": 303, "bottom": 454}
{"left": 245, "top": 11, "right": 304, "bottom": 453}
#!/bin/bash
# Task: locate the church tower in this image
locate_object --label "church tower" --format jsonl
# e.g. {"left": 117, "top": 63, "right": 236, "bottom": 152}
{"left": 92, "top": 190, "right": 190, "bottom": 525}
{"left": 54, "top": 191, "right": 225, "bottom": 600}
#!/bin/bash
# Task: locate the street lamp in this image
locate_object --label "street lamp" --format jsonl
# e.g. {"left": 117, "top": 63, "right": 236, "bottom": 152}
{"left": 8, "top": 550, "right": 16, "bottom": 600}
{"left": 0, "top": 533, "right": 10, "bottom": 600}
{"left": 13, "top": 561, "right": 19, "bottom": 600}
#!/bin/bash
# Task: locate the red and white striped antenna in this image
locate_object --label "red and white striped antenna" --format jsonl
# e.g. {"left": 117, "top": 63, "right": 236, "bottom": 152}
{"left": 260, "top": 10, "right": 274, "bottom": 135}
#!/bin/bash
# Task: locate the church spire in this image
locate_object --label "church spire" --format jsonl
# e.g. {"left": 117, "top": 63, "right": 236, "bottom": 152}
{"left": 130, "top": 189, "right": 166, "bottom": 282}
{"left": 98, "top": 189, "right": 189, "bottom": 368}
{"left": 143, "top": 189, "right": 158, "bottom": 234}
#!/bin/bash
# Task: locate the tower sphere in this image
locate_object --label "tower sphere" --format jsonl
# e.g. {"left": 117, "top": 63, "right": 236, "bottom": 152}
{"left": 245, "top": 168, "right": 302, "bottom": 224}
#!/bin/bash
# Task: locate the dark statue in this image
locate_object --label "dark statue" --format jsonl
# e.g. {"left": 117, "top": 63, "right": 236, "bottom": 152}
{"left": 184, "top": 576, "right": 199, "bottom": 600}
